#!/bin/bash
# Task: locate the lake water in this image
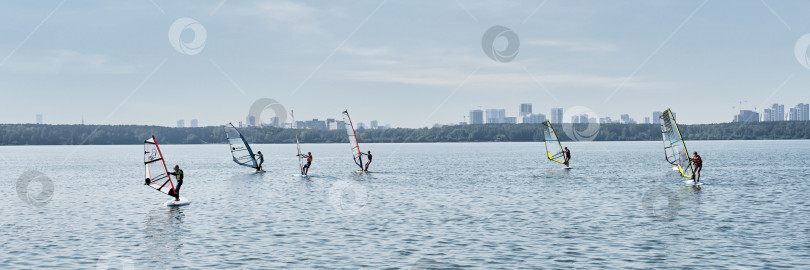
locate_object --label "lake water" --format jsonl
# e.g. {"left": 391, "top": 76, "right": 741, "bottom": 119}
{"left": 1, "top": 140, "right": 809, "bottom": 269}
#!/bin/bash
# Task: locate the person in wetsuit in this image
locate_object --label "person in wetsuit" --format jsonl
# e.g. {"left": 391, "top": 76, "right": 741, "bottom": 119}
{"left": 255, "top": 151, "right": 264, "bottom": 172}
{"left": 298, "top": 152, "right": 313, "bottom": 175}
{"left": 361, "top": 150, "right": 372, "bottom": 171}
{"left": 691, "top": 152, "right": 702, "bottom": 182}
{"left": 168, "top": 165, "right": 184, "bottom": 201}
{"left": 563, "top": 147, "right": 571, "bottom": 167}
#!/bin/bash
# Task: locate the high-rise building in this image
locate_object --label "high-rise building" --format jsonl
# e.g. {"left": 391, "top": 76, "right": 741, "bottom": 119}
{"left": 772, "top": 104, "right": 785, "bottom": 121}
{"left": 796, "top": 103, "right": 809, "bottom": 121}
{"left": 370, "top": 120, "right": 379, "bottom": 129}
{"left": 36, "top": 114, "right": 43, "bottom": 124}
{"left": 190, "top": 119, "right": 198, "bottom": 127}
{"left": 579, "top": 114, "right": 589, "bottom": 124}
{"left": 469, "top": 110, "right": 484, "bottom": 125}
{"left": 644, "top": 116, "right": 650, "bottom": 124}
{"left": 733, "top": 110, "right": 760, "bottom": 122}
{"left": 485, "top": 109, "right": 506, "bottom": 124}
{"left": 246, "top": 115, "right": 256, "bottom": 127}
{"left": 505, "top": 117, "right": 517, "bottom": 124}
{"left": 519, "top": 104, "right": 532, "bottom": 119}
{"left": 330, "top": 120, "right": 346, "bottom": 130}
{"left": 652, "top": 111, "right": 662, "bottom": 124}
{"left": 620, "top": 114, "right": 636, "bottom": 124}
{"left": 789, "top": 108, "right": 798, "bottom": 121}
{"left": 550, "top": 108, "right": 564, "bottom": 124}
{"left": 763, "top": 108, "right": 774, "bottom": 122}
{"left": 326, "top": 118, "right": 336, "bottom": 129}
{"left": 305, "top": 119, "right": 327, "bottom": 130}
{"left": 357, "top": 122, "right": 366, "bottom": 130}
{"left": 177, "top": 120, "right": 185, "bottom": 128}
{"left": 523, "top": 113, "right": 547, "bottom": 124}
{"left": 267, "top": 117, "right": 279, "bottom": 127}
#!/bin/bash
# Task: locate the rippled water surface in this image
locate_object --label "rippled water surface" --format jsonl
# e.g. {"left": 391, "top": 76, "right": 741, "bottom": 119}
{"left": 2, "top": 140, "right": 810, "bottom": 269}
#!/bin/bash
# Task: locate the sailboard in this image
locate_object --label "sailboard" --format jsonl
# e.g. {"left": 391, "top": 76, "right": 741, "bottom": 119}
{"left": 225, "top": 123, "right": 260, "bottom": 170}
{"left": 541, "top": 121, "right": 566, "bottom": 165}
{"left": 684, "top": 180, "right": 704, "bottom": 186}
{"left": 292, "top": 110, "right": 306, "bottom": 177}
{"left": 659, "top": 109, "right": 694, "bottom": 179}
{"left": 164, "top": 196, "right": 190, "bottom": 206}
{"left": 144, "top": 136, "right": 187, "bottom": 205}
{"left": 342, "top": 110, "right": 365, "bottom": 171}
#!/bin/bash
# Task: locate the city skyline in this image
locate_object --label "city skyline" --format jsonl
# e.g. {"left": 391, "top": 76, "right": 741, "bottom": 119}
{"left": 4, "top": 2, "right": 810, "bottom": 127}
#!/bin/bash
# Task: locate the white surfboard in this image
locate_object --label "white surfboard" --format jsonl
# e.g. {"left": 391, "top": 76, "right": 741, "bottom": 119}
{"left": 564, "top": 166, "right": 572, "bottom": 170}
{"left": 254, "top": 170, "right": 266, "bottom": 174}
{"left": 293, "top": 174, "right": 311, "bottom": 178}
{"left": 684, "top": 180, "right": 704, "bottom": 186}
{"left": 164, "top": 196, "right": 191, "bottom": 206}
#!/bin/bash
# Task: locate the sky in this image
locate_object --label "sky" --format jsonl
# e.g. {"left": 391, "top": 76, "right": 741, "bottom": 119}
{"left": 2, "top": 0, "right": 810, "bottom": 127}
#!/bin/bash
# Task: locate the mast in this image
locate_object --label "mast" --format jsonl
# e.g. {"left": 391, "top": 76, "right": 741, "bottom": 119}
{"left": 292, "top": 110, "right": 304, "bottom": 174}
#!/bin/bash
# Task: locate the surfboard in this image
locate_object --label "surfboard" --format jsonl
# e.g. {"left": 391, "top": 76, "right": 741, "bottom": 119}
{"left": 255, "top": 170, "right": 266, "bottom": 174}
{"left": 564, "top": 167, "right": 572, "bottom": 170}
{"left": 684, "top": 180, "right": 704, "bottom": 186}
{"left": 356, "top": 170, "right": 369, "bottom": 173}
{"left": 164, "top": 196, "right": 191, "bottom": 206}
{"left": 293, "top": 174, "right": 311, "bottom": 178}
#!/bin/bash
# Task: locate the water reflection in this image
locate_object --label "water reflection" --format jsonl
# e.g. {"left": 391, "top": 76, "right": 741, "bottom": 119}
{"left": 143, "top": 207, "right": 187, "bottom": 268}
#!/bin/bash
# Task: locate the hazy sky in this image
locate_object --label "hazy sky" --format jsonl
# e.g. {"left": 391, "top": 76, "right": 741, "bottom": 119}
{"left": 2, "top": 0, "right": 810, "bottom": 127}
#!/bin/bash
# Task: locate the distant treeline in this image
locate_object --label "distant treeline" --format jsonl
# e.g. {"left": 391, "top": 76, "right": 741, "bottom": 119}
{"left": 1, "top": 121, "right": 809, "bottom": 145}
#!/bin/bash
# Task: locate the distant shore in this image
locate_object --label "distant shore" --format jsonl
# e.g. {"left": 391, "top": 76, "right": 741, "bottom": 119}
{"left": 1, "top": 121, "right": 808, "bottom": 145}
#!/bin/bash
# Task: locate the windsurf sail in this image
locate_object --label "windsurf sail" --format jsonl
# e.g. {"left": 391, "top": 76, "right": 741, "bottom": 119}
{"left": 342, "top": 110, "right": 364, "bottom": 170}
{"left": 225, "top": 123, "right": 258, "bottom": 169}
{"left": 659, "top": 109, "right": 694, "bottom": 179}
{"left": 541, "top": 120, "right": 565, "bottom": 164}
{"left": 144, "top": 136, "right": 177, "bottom": 197}
{"left": 292, "top": 110, "right": 304, "bottom": 174}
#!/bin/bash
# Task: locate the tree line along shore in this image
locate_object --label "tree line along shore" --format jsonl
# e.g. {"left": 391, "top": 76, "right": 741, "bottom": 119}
{"left": 1, "top": 121, "right": 809, "bottom": 145}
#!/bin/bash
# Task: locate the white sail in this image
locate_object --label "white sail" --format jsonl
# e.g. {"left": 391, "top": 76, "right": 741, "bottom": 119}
{"left": 225, "top": 123, "right": 258, "bottom": 169}
{"left": 342, "top": 110, "right": 364, "bottom": 170}
{"left": 144, "top": 136, "right": 177, "bottom": 197}
{"left": 660, "top": 109, "right": 693, "bottom": 179}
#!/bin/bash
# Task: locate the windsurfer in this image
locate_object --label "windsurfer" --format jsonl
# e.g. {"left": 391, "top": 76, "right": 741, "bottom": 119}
{"left": 255, "top": 151, "right": 264, "bottom": 172}
{"left": 690, "top": 152, "right": 702, "bottom": 182}
{"left": 563, "top": 147, "right": 571, "bottom": 167}
{"left": 168, "top": 165, "right": 184, "bottom": 201}
{"left": 297, "top": 152, "right": 313, "bottom": 175}
{"left": 361, "top": 150, "right": 372, "bottom": 171}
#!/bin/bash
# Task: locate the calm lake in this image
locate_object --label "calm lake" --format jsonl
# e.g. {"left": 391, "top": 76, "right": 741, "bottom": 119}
{"left": 1, "top": 140, "right": 809, "bottom": 269}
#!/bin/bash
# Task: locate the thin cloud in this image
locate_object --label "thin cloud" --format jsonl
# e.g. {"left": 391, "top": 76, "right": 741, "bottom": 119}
{"left": 332, "top": 45, "right": 667, "bottom": 90}
{"left": 1, "top": 50, "right": 138, "bottom": 74}
{"left": 525, "top": 39, "right": 616, "bottom": 52}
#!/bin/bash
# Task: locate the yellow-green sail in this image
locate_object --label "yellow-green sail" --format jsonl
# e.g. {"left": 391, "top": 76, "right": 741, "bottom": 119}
{"left": 541, "top": 121, "right": 565, "bottom": 164}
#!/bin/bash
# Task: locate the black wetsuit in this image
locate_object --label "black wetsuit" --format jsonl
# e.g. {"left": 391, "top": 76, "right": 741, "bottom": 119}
{"left": 364, "top": 153, "right": 372, "bottom": 171}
